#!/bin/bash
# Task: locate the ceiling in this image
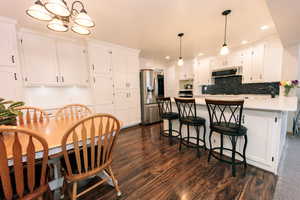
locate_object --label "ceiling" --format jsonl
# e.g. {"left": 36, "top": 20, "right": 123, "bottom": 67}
{"left": 1, "top": 0, "right": 277, "bottom": 61}
{"left": 266, "top": 0, "right": 300, "bottom": 47}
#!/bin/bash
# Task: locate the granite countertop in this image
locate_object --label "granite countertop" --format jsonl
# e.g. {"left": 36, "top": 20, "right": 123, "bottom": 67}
{"left": 172, "top": 96, "right": 298, "bottom": 112}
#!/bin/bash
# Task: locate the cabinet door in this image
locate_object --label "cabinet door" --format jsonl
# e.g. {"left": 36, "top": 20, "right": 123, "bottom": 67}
{"left": 57, "top": 41, "right": 89, "bottom": 86}
{"left": 93, "top": 75, "right": 114, "bottom": 106}
{"left": 241, "top": 48, "right": 253, "bottom": 83}
{"left": 241, "top": 111, "right": 274, "bottom": 168}
{"left": 89, "top": 44, "right": 112, "bottom": 76}
{"left": 197, "top": 59, "right": 211, "bottom": 85}
{"left": 112, "top": 51, "right": 127, "bottom": 91}
{"left": 126, "top": 53, "right": 140, "bottom": 89}
{"left": 0, "top": 68, "right": 21, "bottom": 100}
{"left": 21, "top": 33, "right": 59, "bottom": 85}
{"left": 0, "top": 22, "right": 16, "bottom": 66}
{"left": 251, "top": 44, "right": 265, "bottom": 82}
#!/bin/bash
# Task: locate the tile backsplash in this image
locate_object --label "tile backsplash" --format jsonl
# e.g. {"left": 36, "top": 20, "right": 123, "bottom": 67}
{"left": 202, "top": 76, "right": 279, "bottom": 95}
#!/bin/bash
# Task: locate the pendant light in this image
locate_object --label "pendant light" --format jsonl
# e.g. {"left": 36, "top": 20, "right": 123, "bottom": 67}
{"left": 220, "top": 10, "right": 231, "bottom": 56}
{"left": 45, "top": 0, "right": 70, "bottom": 17}
{"left": 177, "top": 33, "right": 184, "bottom": 66}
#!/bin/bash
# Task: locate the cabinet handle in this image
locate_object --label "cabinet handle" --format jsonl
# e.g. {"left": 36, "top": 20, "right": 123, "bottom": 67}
{"left": 56, "top": 76, "right": 59, "bottom": 83}
{"left": 62, "top": 76, "right": 64, "bottom": 82}
{"left": 11, "top": 55, "right": 15, "bottom": 64}
{"left": 259, "top": 74, "right": 262, "bottom": 79}
{"left": 14, "top": 73, "right": 17, "bottom": 80}
{"left": 92, "top": 64, "right": 95, "bottom": 71}
{"left": 25, "top": 77, "right": 28, "bottom": 82}
{"left": 93, "top": 77, "right": 96, "bottom": 83}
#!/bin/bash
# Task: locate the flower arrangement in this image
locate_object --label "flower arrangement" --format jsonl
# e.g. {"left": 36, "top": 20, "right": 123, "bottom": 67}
{"left": 280, "top": 80, "right": 299, "bottom": 96}
{"left": 0, "top": 98, "right": 24, "bottom": 125}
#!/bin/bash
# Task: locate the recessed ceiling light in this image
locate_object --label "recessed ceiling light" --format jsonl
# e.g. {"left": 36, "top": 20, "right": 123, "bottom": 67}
{"left": 165, "top": 56, "right": 170, "bottom": 60}
{"left": 260, "top": 25, "right": 270, "bottom": 30}
{"left": 241, "top": 40, "right": 248, "bottom": 45}
{"left": 198, "top": 53, "right": 204, "bottom": 56}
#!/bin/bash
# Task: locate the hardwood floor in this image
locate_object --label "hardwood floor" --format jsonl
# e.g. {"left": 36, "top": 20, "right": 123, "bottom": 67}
{"left": 76, "top": 123, "right": 277, "bottom": 200}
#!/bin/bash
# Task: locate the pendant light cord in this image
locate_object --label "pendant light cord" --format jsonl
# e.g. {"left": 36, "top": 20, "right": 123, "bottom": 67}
{"left": 224, "top": 14, "right": 227, "bottom": 45}
{"left": 179, "top": 36, "right": 182, "bottom": 58}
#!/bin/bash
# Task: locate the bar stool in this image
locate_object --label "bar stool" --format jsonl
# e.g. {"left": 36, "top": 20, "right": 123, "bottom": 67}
{"left": 157, "top": 97, "right": 180, "bottom": 145}
{"left": 174, "top": 98, "right": 206, "bottom": 157}
{"left": 205, "top": 99, "right": 248, "bottom": 177}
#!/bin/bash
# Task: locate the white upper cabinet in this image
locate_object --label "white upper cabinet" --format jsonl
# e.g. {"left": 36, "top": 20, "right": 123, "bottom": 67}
{"left": 0, "top": 20, "right": 17, "bottom": 66}
{"left": 251, "top": 43, "right": 265, "bottom": 82}
{"left": 112, "top": 51, "right": 128, "bottom": 91}
{"left": 126, "top": 53, "right": 140, "bottom": 89}
{"left": 56, "top": 41, "right": 89, "bottom": 86}
{"left": 88, "top": 44, "right": 112, "bottom": 76}
{"left": 241, "top": 48, "right": 253, "bottom": 83}
{"left": 179, "top": 60, "right": 193, "bottom": 80}
{"left": 21, "top": 32, "right": 59, "bottom": 86}
{"left": 194, "top": 58, "right": 211, "bottom": 85}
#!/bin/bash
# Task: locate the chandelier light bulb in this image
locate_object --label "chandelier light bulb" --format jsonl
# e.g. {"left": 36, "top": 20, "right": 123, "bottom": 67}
{"left": 74, "top": 12, "right": 95, "bottom": 27}
{"left": 45, "top": 0, "right": 70, "bottom": 17}
{"left": 71, "top": 24, "right": 91, "bottom": 35}
{"left": 26, "top": 1, "right": 53, "bottom": 21}
{"left": 47, "top": 18, "right": 68, "bottom": 32}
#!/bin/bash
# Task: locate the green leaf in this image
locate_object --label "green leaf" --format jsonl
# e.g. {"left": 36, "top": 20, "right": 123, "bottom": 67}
{"left": 8, "top": 101, "right": 25, "bottom": 109}
{"left": 0, "top": 101, "right": 13, "bottom": 105}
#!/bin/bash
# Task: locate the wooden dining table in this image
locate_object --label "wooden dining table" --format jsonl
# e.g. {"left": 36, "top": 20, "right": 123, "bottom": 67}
{"left": 2, "top": 115, "right": 123, "bottom": 199}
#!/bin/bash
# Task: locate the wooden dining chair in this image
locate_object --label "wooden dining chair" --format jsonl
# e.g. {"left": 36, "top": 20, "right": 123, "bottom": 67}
{"left": 55, "top": 104, "right": 92, "bottom": 120}
{"left": 61, "top": 114, "right": 121, "bottom": 200}
{"left": 0, "top": 126, "right": 49, "bottom": 200}
{"left": 15, "top": 106, "right": 49, "bottom": 125}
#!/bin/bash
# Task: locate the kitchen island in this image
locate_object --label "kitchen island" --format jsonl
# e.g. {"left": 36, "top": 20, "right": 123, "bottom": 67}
{"left": 165, "top": 96, "right": 298, "bottom": 174}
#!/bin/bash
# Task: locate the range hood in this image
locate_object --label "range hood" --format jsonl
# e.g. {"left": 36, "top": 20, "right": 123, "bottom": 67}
{"left": 211, "top": 67, "right": 242, "bottom": 78}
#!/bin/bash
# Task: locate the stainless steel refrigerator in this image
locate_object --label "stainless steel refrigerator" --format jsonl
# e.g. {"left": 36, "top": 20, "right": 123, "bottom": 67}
{"left": 140, "top": 69, "right": 164, "bottom": 125}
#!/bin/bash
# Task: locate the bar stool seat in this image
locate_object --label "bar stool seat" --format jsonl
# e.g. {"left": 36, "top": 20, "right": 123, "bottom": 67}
{"left": 211, "top": 122, "right": 247, "bottom": 136}
{"left": 181, "top": 116, "right": 206, "bottom": 125}
{"left": 162, "top": 112, "right": 179, "bottom": 120}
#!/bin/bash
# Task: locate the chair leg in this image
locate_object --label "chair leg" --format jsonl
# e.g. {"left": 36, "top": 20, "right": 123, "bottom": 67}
{"left": 208, "top": 130, "right": 213, "bottom": 162}
{"left": 187, "top": 124, "right": 190, "bottom": 145}
{"left": 220, "top": 134, "right": 224, "bottom": 157}
{"left": 159, "top": 121, "right": 162, "bottom": 139}
{"left": 179, "top": 123, "right": 183, "bottom": 151}
{"left": 168, "top": 119, "right": 173, "bottom": 145}
{"left": 196, "top": 126, "right": 200, "bottom": 158}
{"left": 203, "top": 124, "right": 207, "bottom": 150}
{"left": 231, "top": 136, "right": 236, "bottom": 177}
{"left": 72, "top": 182, "right": 77, "bottom": 200}
{"left": 243, "top": 135, "right": 248, "bottom": 173}
{"left": 108, "top": 166, "right": 122, "bottom": 197}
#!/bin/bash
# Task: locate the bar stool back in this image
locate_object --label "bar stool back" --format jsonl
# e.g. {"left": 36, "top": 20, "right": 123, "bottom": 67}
{"left": 175, "top": 98, "right": 206, "bottom": 157}
{"left": 205, "top": 99, "right": 248, "bottom": 176}
{"left": 156, "top": 97, "right": 179, "bottom": 145}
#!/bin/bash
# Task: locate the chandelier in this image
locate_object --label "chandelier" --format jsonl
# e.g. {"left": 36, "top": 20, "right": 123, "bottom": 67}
{"left": 26, "top": 0, "right": 95, "bottom": 35}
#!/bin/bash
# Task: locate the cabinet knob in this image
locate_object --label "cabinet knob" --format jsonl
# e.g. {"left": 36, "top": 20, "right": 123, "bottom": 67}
{"left": 11, "top": 55, "right": 15, "bottom": 64}
{"left": 14, "top": 73, "right": 17, "bottom": 80}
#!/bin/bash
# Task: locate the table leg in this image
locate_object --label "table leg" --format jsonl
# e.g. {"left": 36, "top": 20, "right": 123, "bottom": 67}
{"left": 48, "top": 157, "right": 64, "bottom": 199}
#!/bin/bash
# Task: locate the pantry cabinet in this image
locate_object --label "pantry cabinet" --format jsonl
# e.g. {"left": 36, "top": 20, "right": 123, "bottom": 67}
{"left": 0, "top": 19, "right": 17, "bottom": 67}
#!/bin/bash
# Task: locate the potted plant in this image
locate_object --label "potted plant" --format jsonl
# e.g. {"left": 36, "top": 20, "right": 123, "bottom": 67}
{"left": 0, "top": 98, "right": 25, "bottom": 126}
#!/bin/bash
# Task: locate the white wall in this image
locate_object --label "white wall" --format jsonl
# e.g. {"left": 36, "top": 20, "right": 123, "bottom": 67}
{"left": 139, "top": 57, "right": 167, "bottom": 70}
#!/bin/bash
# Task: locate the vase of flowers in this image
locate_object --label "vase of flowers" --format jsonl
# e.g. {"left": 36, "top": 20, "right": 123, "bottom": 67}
{"left": 280, "top": 80, "right": 299, "bottom": 96}
{"left": 0, "top": 98, "right": 24, "bottom": 126}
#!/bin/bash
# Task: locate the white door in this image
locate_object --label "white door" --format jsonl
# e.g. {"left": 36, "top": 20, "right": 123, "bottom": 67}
{"left": 88, "top": 44, "right": 112, "bottom": 76}
{"left": 57, "top": 41, "right": 89, "bottom": 86}
{"left": 21, "top": 33, "right": 59, "bottom": 86}
{"left": 0, "top": 22, "right": 17, "bottom": 66}
{"left": 251, "top": 44, "right": 265, "bottom": 82}
{"left": 0, "top": 68, "right": 21, "bottom": 100}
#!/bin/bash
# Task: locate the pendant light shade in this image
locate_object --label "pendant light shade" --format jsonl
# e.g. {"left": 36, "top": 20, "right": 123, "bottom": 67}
{"left": 45, "top": 0, "right": 70, "bottom": 17}
{"left": 74, "top": 11, "right": 95, "bottom": 27}
{"left": 26, "top": 1, "right": 53, "bottom": 21}
{"left": 47, "top": 18, "right": 68, "bottom": 32}
{"left": 177, "top": 33, "right": 184, "bottom": 66}
{"left": 220, "top": 10, "right": 231, "bottom": 56}
{"left": 220, "top": 44, "right": 230, "bottom": 55}
{"left": 71, "top": 24, "right": 90, "bottom": 35}
{"left": 178, "top": 57, "right": 184, "bottom": 66}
